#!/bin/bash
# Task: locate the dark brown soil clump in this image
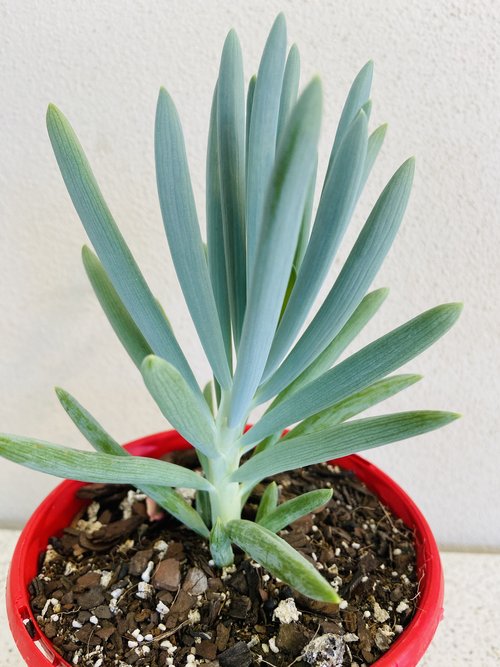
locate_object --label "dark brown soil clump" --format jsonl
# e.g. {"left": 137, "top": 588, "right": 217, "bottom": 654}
{"left": 29, "top": 455, "right": 418, "bottom": 666}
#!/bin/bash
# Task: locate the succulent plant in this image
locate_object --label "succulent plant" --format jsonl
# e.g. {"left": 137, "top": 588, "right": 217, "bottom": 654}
{"left": 0, "top": 14, "right": 461, "bottom": 603}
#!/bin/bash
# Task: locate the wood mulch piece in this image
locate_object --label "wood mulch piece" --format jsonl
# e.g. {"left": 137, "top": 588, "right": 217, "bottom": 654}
{"left": 30, "top": 454, "right": 419, "bottom": 666}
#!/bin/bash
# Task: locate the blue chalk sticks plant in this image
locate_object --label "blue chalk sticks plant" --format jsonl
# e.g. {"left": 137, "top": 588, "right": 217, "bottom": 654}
{"left": 0, "top": 14, "right": 460, "bottom": 605}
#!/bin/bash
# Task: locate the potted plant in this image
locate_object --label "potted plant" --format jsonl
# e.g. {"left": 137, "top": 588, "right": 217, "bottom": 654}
{"left": 2, "top": 14, "right": 460, "bottom": 667}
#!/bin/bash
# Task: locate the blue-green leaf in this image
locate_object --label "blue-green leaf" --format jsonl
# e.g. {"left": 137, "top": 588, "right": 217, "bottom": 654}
{"left": 277, "top": 44, "right": 300, "bottom": 145}
{"left": 46, "top": 105, "right": 197, "bottom": 392}
{"left": 0, "top": 435, "right": 212, "bottom": 490}
{"left": 259, "top": 489, "right": 333, "bottom": 533}
{"left": 206, "top": 83, "right": 232, "bottom": 368}
{"left": 246, "top": 13, "right": 287, "bottom": 280}
{"left": 55, "top": 387, "right": 209, "bottom": 536}
{"left": 267, "top": 288, "right": 389, "bottom": 408}
{"left": 141, "top": 356, "right": 216, "bottom": 456}
{"left": 235, "top": 411, "right": 460, "bottom": 483}
{"left": 243, "top": 302, "right": 462, "bottom": 446}
{"left": 217, "top": 30, "right": 247, "bottom": 346}
{"left": 246, "top": 74, "right": 256, "bottom": 168}
{"left": 284, "top": 374, "right": 422, "bottom": 440}
{"left": 259, "top": 158, "right": 415, "bottom": 401}
{"left": 263, "top": 110, "right": 368, "bottom": 378}
{"left": 255, "top": 481, "right": 279, "bottom": 522}
{"left": 229, "top": 79, "right": 323, "bottom": 427}
{"left": 361, "top": 123, "right": 387, "bottom": 192}
{"left": 81, "top": 246, "right": 152, "bottom": 369}
{"left": 293, "top": 157, "right": 317, "bottom": 270}
{"left": 155, "top": 88, "right": 231, "bottom": 389}
{"left": 210, "top": 518, "right": 234, "bottom": 567}
{"left": 226, "top": 519, "right": 339, "bottom": 603}
{"left": 325, "top": 60, "right": 373, "bottom": 180}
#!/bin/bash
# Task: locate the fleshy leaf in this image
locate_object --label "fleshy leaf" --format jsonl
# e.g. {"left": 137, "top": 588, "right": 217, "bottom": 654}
{"left": 206, "top": 82, "right": 232, "bottom": 367}
{"left": 235, "top": 411, "right": 460, "bottom": 483}
{"left": 210, "top": 518, "right": 234, "bottom": 567}
{"left": 277, "top": 44, "right": 300, "bottom": 145}
{"left": 259, "top": 489, "right": 333, "bottom": 533}
{"left": 55, "top": 387, "right": 209, "bottom": 536}
{"left": 226, "top": 519, "right": 340, "bottom": 603}
{"left": 217, "top": 30, "right": 247, "bottom": 346}
{"left": 155, "top": 88, "right": 231, "bottom": 389}
{"left": 243, "top": 302, "right": 462, "bottom": 446}
{"left": 284, "top": 374, "right": 422, "bottom": 440}
{"left": 82, "top": 246, "right": 152, "bottom": 369}
{"left": 259, "top": 158, "right": 416, "bottom": 401}
{"left": 141, "top": 356, "right": 216, "bottom": 457}
{"left": 246, "top": 13, "right": 287, "bottom": 280}
{"left": 263, "top": 109, "right": 369, "bottom": 378}
{"left": 46, "top": 105, "right": 197, "bottom": 392}
{"left": 255, "top": 481, "right": 279, "bottom": 522}
{"left": 0, "top": 435, "right": 212, "bottom": 490}
{"left": 230, "top": 78, "right": 323, "bottom": 427}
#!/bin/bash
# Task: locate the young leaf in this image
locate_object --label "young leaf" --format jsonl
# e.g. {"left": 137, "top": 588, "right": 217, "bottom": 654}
{"left": 259, "top": 158, "right": 416, "bottom": 401}
{"left": 155, "top": 88, "right": 231, "bottom": 389}
{"left": 277, "top": 44, "right": 300, "bottom": 145}
{"left": 210, "top": 518, "right": 234, "bottom": 567}
{"left": 243, "top": 302, "right": 462, "bottom": 446}
{"left": 325, "top": 60, "right": 373, "bottom": 179}
{"left": 235, "top": 411, "right": 460, "bottom": 484}
{"left": 217, "top": 30, "right": 247, "bottom": 346}
{"left": 196, "top": 490, "right": 212, "bottom": 528}
{"left": 361, "top": 124, "right": 387, "bottom": 192}
{"left": 259, "top": 489, "right": 333, "bottom": 533}
{"left": 246, "top": 13, "right": 287, "bottom": 280}
{"left": 0, "top": 435, "right": 213, "bottom": 490}
{"left": 284, "top": 374, "right": 422, "bottom": 440}
{"left": 293, "top": 157, "right": 317, "bottom": 270}
{"left": 82, "top": 247, "right": 152, "bottom": 369}
{"left": 226, "top": 519, "right": 340, "bottom": 603}
{"left": 203, "top": 381, "right": 216, "bottom": 417}
{"left": 55, "top": 387, "right": 124, "bottom": 456}
{"left": 56, "top": 387, "right": 210, "bottom": 536}
{"left": 265, "top": 287, "right": 389, "bottom": 408}
{"left": 246, "top": 75, "right": 256, "bottom": 164}
{"left": 255, "top": 481, "right": 279, "bottom": 522}
{"left": 206, "top": 83, "right": 232, "bottom": 368}
{"left": 229, "top": 79, "right": 323, "bottom": 427}
{"left": 46, "top": 105, "right": 197, "bottom": 392}
{"left": 142, "top": 356, "right": 216, "bottom": 457}
{"left": 263, "top": 109, "right": 369, "bottom": 378}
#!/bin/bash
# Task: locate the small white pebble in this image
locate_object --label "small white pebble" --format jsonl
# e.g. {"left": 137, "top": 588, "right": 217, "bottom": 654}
{"left": 262, "top": 574, "right": 270, "bottom": 582}
{"left": 344, "top": 633, "right": 359, "bottom": 642}
{"left": 144, "top": 633, "right": 153, "bottom": 642}
{"left": 312, "top": 552, "right": 318, "bottom": 561}
{"left": 339, "top": 600, "right": 348, "bottom": 610}
{"left": 94, "top": 660, "right": 103, "bottom": 667}
{"left": 393, "top": 548, "right": 402, "bottom": 556}
{"left": 131, "top": 628, "right": 141, "bottom": 639}
{"left": 72, "top": 620, "right": 83, "bottom": 629}
{"left": 395, "top": 624, "right": 404, "bottom": 634}
{"left": 208, "top": 559, "right": 215, "bottom": 567}
{"left": 391, "top": 571, "right": 398, "bottom": 578}
{"left": 311, "top": 525, "right": 319, "bottom": 532}
{"left": 363, "top": 610, "right": 371, "bottom": 619}
{"left": 396, "top": 601, "right": 410, "bottom": 614}
{"left": 89, "top": 616, "right": 98, "bottom": 625}
{"left": 128, "top": 640, "right": 138, "bottom": 649}
{"left": 111, "top": 588, "right": 124, "bottom": 599}
{"left": 50, "top": 614, "right": 59, "bottom": 622}
{"left": 379, "top": 564, "right": 385, "bottom": 570}
{"left": 188, "top": 609, "right": 201, "bottom": 624}
{"left": 335, "top": 547, "right": 341, "bottom": 556}
{"left": 261, "top": 643, "right": 270, "bottom": 654}
{"left": 352, "top": 542, "right": 361, "bottom": 550}
{"left": 136, "top": 582, "right": 153, "bottom": 600}
{"left": 158, "top": 623, "right": 167, "bottom": 631}
{"left": 99, "top": 571, "right": 113, "bottom": 588}
{"left": 361, "top": 576, "right": 368, "bottom": 583}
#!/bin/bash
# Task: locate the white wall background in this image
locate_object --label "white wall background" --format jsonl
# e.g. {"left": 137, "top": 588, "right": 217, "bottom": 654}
{"left": 0, "top": 0, "right": 498, "bottom": 548}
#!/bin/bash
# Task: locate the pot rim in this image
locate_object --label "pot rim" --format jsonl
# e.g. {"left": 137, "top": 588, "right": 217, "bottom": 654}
{"left": 6, "top": 429, "right": 443, "bottom": 666}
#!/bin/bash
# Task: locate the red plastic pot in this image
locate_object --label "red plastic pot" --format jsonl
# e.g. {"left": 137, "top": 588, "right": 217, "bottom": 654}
{"left": 6, "top": 430, "right": 443, "bottom": 666}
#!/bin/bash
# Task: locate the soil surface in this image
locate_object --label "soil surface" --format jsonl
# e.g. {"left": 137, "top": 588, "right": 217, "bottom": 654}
{"left": 29, "top": 452, "right": 418, "bottom": 666}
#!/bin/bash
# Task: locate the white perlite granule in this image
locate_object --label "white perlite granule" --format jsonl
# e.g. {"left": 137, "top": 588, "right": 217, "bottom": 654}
{"left": 273, "top": 598, "right": 302, "bottom": 624}
{"left": 373, "top": 601, "right": 390, "bottom": 623}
